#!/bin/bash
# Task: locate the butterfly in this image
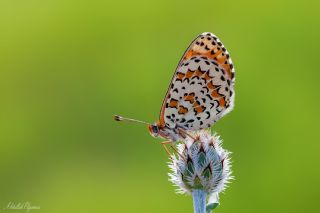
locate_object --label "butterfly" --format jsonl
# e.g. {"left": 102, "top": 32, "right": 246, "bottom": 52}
{"left": 115, "top": 32, "right": 235, "bottom": 153}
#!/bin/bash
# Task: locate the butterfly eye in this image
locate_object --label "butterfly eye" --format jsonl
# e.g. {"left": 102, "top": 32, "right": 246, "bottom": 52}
{"left": 152, "top": 125, "right": 159, "bottom": 134}
{"left": 148, "top": 124, "right": 159, "bottom": 137}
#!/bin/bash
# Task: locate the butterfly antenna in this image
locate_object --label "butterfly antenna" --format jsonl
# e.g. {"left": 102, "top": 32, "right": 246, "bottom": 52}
{"left": 113, "top": 115, "right": 151, "bottom": 125}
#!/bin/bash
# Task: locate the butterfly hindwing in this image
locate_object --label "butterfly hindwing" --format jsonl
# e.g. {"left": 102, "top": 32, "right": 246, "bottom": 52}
{"left": 159, "top": 32, "right": 235, "bottom": 131}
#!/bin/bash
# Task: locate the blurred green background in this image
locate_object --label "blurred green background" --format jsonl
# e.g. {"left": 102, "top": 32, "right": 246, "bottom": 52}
{"left": 0, "top": 0, "right": 319, "bottom": 212}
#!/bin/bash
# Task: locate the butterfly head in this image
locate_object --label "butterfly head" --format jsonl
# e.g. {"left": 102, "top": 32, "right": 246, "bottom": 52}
{"left": 113, "top": 115, "right": 180, "bottom": 141}
{"left": 148, "top": 123, "right": 181, "bottom": 142}
{"left": 148, "top": 123, "right": 160, "bottom": 138}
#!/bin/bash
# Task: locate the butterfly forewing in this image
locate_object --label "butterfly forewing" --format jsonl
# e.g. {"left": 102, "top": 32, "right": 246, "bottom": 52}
{"left": 160, "top": 32, "right": 235, "bottom": 131}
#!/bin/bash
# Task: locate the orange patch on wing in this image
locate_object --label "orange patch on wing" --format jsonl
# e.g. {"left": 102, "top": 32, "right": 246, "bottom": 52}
{"left": 206, "top": 49, "right": 223, "bottom": 60}
{"left": 176, "top": 72, "right": 185, "bottom": 81}
{"left": 184, "top": 42, "right": 224, "bottom": 62}
{"left": 203, "top": 71, "right": 212, "bottom": 81}
{"left": 219, "top": 98, "right": 226, "bottom": 107}
{"left": 193, "top": 101, "right": 200, "bottom": 108}
{"left": 178, "top": 106, "right": 188, "bottom": 114}
{"left": 217, "top": 55, "right": 233, "bottom": 79}
{"left": 207, "top": 81, "right": 216, "bottom": 90}
{"left": 194, "top": 105, "right": 205, "bottom": 114}
{"left": 169, "top": 99, "right": 178, "bottom": 108}
{"left": 184, "top": 93, "right": 195, "bottom": 104}
{"left": 223, "top": 65, "right": 233, "bottom": 79}
{"left": 157, "top": 120, "right": 164, "bottom": 129}
{"left": 184, "top": 50, "right": 194, "bottom": 59}
{"left": 211, "top": 90, "right": 220, "bottom": 98}
{"left": 159, "top": 103, "right": 166, "bottom": 128}
{"left": 185, "top": 69, "right": 194, "bottom": 78}
{"left": 194, "top": 69, "right": 205, "bottom": 78}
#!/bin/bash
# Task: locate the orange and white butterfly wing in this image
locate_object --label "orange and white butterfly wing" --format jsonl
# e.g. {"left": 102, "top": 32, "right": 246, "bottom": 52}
{"left": 159, "top": 32, "right": 235, "bottom": 131}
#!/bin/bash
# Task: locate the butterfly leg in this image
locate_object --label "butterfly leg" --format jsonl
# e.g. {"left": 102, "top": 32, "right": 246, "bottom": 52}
{"left": 161, "top": 141, "right": 186, "bottom": 161}
{"left": 161, "top": 141, "right": 173, "bottom": 159}
{"left": 177, "top": 128, "right": 196, "bottom": 141}
{"left": 169, "top": 144, "right": 186, "bottom": 161}
{"left": 177, "top": 128, "right": 205, "bottom": 145}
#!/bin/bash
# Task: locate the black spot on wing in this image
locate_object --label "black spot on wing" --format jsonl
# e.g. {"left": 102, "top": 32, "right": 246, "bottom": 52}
{"left": 183, "top": 78, "right": 190, "bottom": 83}
{"left": 191, "top": 76, "right": 200, "bottom": 80}
{"left": 206, "top": 94, "right": 213, "bottom": 101}
{"left": 187, "top": 119, "right": 195, "bottom": 123}
{"left": 211, "top": 61, "right": 218, "bottom": 66}
{"left": 210, "top": 103, "right": 215, "bottom": 109}
{"left": 206, "top": 111, "right": 211, "bottom": 119}
{"left": 202, "top": 86, "right": 209, "bottom": 93}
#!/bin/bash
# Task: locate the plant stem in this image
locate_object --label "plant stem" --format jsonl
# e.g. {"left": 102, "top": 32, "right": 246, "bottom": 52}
{"left": 192, "top": 189, "right": 207, "bottom": 213}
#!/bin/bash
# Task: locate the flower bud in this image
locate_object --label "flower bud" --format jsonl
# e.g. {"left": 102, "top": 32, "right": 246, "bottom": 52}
{"left": 168, "top": 130, "right": 232, "bottom": 196}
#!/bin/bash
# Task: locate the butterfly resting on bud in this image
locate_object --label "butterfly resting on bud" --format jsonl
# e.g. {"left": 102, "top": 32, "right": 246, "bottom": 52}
{"left": 114, "top": 32, "right": 235, "bottom": 152}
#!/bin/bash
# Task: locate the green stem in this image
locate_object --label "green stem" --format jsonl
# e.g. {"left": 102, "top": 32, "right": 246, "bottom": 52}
{"left": 192, "top": 189, "right": 207, "bottom": 213}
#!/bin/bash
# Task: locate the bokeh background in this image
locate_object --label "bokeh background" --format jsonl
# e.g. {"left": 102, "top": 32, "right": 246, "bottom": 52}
{"left": 0, "top": 0, "right": 320, "bottom": 212}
